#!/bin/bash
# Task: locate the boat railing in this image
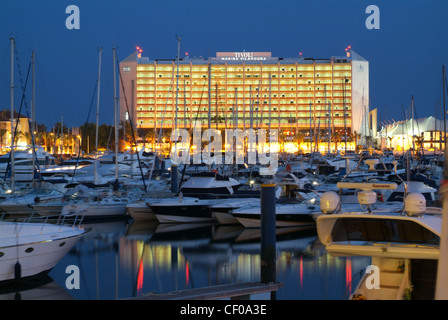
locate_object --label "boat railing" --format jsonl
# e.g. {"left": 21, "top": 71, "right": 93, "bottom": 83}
{"left": 0, "top": 209, "right": 85, "bottom": 234}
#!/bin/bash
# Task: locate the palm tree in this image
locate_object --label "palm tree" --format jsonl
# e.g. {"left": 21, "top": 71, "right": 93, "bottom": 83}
{"left": 13, "top": 130, "right": 23, "bottom": 145}
{"left": 23, "top": 132, "right": 32, "bottom": 145}
{"left": 294, "top": 131, "right": 305, "bottom": 152}
{"left": 332, "top": 131, "right": 342, "bottom": 152}
{"left": 144, "top": 130, "right": 155, "bottom": 149}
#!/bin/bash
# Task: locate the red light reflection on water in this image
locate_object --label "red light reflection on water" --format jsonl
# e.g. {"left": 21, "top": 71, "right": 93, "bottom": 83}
{"left": 137, "top": 259, "right": 144, "bottom": 295}
{"left": 345, "top": 258, "right": 352, "bottom": 293}
{"left": 186, "top": 261, "right": 190, "bottom": 287}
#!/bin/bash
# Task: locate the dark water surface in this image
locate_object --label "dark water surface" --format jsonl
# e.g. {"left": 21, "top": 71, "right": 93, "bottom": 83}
{"left": 2, "top": 219, "right": 371, "bottom": 300}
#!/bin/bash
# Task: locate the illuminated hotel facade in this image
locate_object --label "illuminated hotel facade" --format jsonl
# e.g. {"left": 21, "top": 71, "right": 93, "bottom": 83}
{"left": 119, "top": 49, "right": 369, "bottom": 152}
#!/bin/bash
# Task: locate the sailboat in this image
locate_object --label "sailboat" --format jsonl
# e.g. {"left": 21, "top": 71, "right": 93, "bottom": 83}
{"left": 58, "top": 48, "right": 128, "bottom": 220}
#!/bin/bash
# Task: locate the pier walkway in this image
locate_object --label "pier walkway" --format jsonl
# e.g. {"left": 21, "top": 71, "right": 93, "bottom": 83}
{"left": 126, "top": 282, "right": 283, "bottom": 300}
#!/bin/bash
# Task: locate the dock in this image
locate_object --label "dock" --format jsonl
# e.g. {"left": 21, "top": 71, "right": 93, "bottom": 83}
{"left": 126, "top": 282, "right": 283, "bottom": 300}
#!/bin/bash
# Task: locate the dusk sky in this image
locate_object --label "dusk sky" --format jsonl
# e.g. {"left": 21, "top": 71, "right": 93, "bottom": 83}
{"left": 1, "top": 0, "right": 447, "bottom": 129}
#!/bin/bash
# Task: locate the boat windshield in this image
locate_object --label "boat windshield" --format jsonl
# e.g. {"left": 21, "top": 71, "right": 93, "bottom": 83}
{"left": 331, "top": 217, "right": 439, "bottom": 246}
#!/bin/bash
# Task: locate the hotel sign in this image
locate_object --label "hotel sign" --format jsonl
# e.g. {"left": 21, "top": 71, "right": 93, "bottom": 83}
{"left": 216, "top": 52, "right": 272, "bottom": 61}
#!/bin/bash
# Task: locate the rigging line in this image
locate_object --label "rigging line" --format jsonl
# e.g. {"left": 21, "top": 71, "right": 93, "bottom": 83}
{"left": 14, "top": 48, "right": 44, "bottom": 177}
{"left": 115, "top": 54, "right": 147, "bottom": 191}
{"left": 4, "top": 52, "right": 32, "bottom": 179}
{"left": 70, "top": 82, "right": 98, "bottom": 184}
{"left": 147, "top": 68, "right": 176, "bottom": 184}
{"left": 178, "top": 81, "right": 207, "bottom": 191}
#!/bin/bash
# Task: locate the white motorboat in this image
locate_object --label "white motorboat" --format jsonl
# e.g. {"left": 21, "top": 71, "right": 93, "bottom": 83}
{"left": 210, "top": 198, "right": 260, "bottom": 225}
{"left": 179, "top": 172, "right": 242, "bottom": 198}
{"left": 61, "top": 197, "right": 128, "bottom": 220}
{"left": 126, "top": 190, "right": 177, "bottom": 221}
{"left": 0, "top": 189, "right": 64, "bottom": 216}
{"left": 126, "top": 200, "right": 157, "bottom": 221}
{"left": 148, "top": 195, "right": 218, "bottom": 223}
{"left": 61, "top": 188, "right": 128, "bottom": 220}
{"left": 30, "top": 184, "right": 100, "bottom": 217}
{"left": 0, "top": 146, "right": 55, "bottom": 182}
{"left": 316, "top": 181, "right": 442, "bottom": 300}
{"left": 40, "top": 157, "right": 95, "bottom": 179}
{"left": 0, "top": 218, "right": 86, "bottom": 282}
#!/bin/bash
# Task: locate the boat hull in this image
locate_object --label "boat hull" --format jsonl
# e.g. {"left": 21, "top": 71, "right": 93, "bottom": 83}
{"left": 31, "top": 203, "right": 65, "bottom": 217}
{"left": 234, "top": 213, "right": 316, "bottom": 228}
{"left": 150, "top": 204, "right": 214, "bottom": 223}
{"left": 62, "top": 202, "right": 127, "bottom": 220}
{"left": 212, "top": 211, "right": 239, "bottom": 225}
{"left": 0, "top": 222, "right": 85, "bottom": 283}
{"left": 126, "top": 203, "right": 157, "bottom": 221}
{"left": 155, "top": 213, "right": 214, "bottom": 224}
{"left": 149, "top": 198, "right": 217, "bottom": 223}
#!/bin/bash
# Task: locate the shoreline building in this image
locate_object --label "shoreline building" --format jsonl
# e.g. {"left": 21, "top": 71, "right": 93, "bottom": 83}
{"left": 119, "top": 49, "right": 369, "bottom": 153}
{"left": 378, "top": 116, "right": 448, "bottom": 154}
{"left": 0, "top": 110, "right": 30, "bottom": 151}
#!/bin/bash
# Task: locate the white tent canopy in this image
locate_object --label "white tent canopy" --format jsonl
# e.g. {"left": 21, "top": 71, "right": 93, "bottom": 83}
{"left": 378, "top": 116, "right": 448, "bottom": 137}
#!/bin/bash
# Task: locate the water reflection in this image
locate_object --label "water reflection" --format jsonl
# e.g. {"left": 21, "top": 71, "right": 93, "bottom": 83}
{"left": 3, "top": 220, "right": 371, "bottom": 300}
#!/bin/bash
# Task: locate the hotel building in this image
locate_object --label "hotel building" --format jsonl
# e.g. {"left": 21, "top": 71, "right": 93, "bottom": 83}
{"left": 119, "top": 49, "right": 369, "bottom": 152}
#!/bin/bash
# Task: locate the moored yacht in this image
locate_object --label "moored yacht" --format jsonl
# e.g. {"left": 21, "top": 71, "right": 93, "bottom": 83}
{"left": 0, "top": 217, "right": 87, "bottom": 283}
{"left": 0, "top": 146, "right": 55, "bottom": 182}
{"left": 316, "top": 181, "right": 442, "bottom": 300}
{"left": 179, "top": 172, "right": 242, "bottom": 198}
{"left": 231, "top": 202, "right": 318, "bottom": 228}
{"left": 60, "top": 188, "right": 129, "bottom": 220}
{"left": 148, "top": 195, "right": 218, "bottom": 223}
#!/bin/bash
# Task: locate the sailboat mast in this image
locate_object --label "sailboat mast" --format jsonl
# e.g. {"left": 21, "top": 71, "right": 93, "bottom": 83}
{"left": 411, "top": 96, "right": 415, "bottom": 156}
{"left": 95, "top": 47, "right": 102, "bottom": 183}
{"left": 113, "top": 47, "right": 119, "bottom": 181}
{"left": 175, "top": 36, "right": 181, "bottom": 130}
{"left": 32, "top": 50, "right": 36, "bottom": 187}
{"left": 309, "top": 102, "right": 312, "bottom": 153}
{"left": 443, "top": 65, "right": 446, "bottom": 150}
{"left": 10, "top": 37, "right": 15, "bottom": 192}
{"left": 60, "top": 116, "right": 63, "bottom": 155}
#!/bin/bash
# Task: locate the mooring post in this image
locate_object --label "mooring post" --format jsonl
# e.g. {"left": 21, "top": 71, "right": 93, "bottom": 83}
{"left": 260, "top": 183, "right": 276, "bottom": 299}
{"left": 155, "top": 155, "right": 160, "bottom": 170}
{"left": 171, "top": 164, "right": 178, "bottom": 193}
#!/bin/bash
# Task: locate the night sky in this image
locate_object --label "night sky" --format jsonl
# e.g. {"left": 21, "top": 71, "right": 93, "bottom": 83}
{"left": 1, "top": 0, "right": 447, "bottom": 129}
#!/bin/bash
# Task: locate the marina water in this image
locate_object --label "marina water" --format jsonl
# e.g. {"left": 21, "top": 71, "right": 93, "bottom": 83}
{"left": 2, "top": 218, "right": 371, "bottom": 300}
